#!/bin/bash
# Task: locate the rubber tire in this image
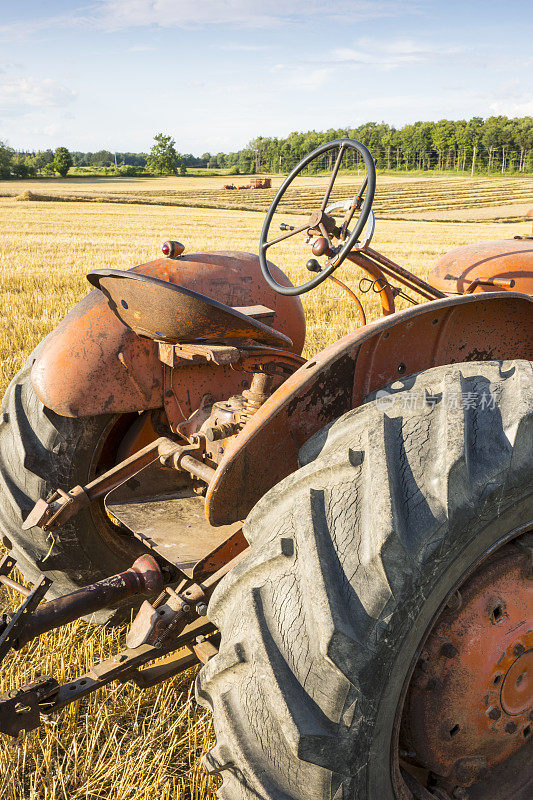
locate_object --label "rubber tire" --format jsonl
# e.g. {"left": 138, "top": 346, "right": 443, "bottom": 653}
{"left": 197, "top": 360, "right": 533, "bottom": 800}
{"left": 0, "top": 353, "right": 145, "bottom": 623}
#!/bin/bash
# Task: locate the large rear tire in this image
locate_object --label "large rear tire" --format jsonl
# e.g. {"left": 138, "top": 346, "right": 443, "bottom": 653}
{"left": 0, "top": 354, "right": 145, "bottom": 622}
{"left": 197, "top": 360, "right": 533, "bottom": 799}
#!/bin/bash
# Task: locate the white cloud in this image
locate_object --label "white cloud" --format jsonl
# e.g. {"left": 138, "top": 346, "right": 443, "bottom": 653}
{"left": 0, "top": 76, "right": 76, "bottom": 116}
{"left": 331, "top": 38, "right": 464, "bottom": 69}
{"left": 96, "top": 0, "right": 408, "bottom": 29}
{"left": 490, "top": 99, "right": 533, "bottom": 116}
{"left": 0, "top": 0, "right": 420, "bottom": 37}
{"left": 0, "top": 10, "right": 95, "bottom": 40}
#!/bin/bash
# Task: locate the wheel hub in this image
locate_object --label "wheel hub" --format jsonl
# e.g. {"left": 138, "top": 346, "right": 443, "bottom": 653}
{"left": 401, "top": 542, "right": 532, "bottom": 787}
{"left": 501, "top": 649, "right": 531, "bottom": 716}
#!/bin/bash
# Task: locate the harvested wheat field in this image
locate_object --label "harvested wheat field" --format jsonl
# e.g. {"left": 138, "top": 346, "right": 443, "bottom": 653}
{"left": 1, "top": 172, "right": 532, "bottom": 223}
{"left": 0, "top": 196, "right": 531, "bottom": 799}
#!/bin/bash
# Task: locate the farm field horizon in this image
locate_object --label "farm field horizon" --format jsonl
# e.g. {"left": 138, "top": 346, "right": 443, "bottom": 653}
{"left": 1, "top": 172, "right": 532, "bottom": 223}
{"left": 0, "top": 196, "right": 531, "bottom": 798}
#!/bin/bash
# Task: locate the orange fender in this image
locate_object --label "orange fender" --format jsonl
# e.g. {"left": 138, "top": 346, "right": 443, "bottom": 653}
{"left": 206, "top": 292, "right": 533, "bottom": 525}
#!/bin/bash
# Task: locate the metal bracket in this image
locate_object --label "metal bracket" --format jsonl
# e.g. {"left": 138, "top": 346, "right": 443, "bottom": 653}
{"left": 0, "top": 573, "right": 52, "bottom": 663}
{"left": 0, "top": 676, "right": 60, "bottom": 736}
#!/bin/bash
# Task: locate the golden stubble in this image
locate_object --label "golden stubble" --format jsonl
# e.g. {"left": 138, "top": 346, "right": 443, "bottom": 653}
{"left": 0, "top": 196, "right": 529, "bottom": 798}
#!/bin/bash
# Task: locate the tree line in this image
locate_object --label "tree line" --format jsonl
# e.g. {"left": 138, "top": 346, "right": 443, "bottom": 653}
{"left": 1, "top": 116, "right": 532, "bottom": 179}
{"left": 229, "top": 116, "right": 533, "bottom": 175}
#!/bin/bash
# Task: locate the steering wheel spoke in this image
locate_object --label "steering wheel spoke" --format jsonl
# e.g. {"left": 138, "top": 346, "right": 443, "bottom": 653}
{"left": 320, "top": 144, "right": 346, "bottom": 213}
{"left": 263, "top": 222, "right": 309, "bottom": 249}
{"left": 259, "top": 139, "right": 376, "bottom": 296}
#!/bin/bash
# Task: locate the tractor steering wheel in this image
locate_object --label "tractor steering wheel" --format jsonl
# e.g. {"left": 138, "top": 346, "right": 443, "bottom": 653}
{"left": 259, "top": 139, "right": 376, "bottom": 296}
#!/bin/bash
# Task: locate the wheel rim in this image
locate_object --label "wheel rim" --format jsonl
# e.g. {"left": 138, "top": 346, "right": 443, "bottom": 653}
{"left": 397, "top": 536, "right": 532, "bottom": 798}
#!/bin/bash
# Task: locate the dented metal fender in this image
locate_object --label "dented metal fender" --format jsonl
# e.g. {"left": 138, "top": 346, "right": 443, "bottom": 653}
{"left": 206, "top": 292, "right": 533, "bottom": 525}
{"left": 31, "top": 251, "right": 306, "bottom": 417}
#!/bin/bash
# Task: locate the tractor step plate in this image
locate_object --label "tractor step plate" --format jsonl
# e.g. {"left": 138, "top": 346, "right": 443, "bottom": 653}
{"left": 105, "top": 462, "right": 242, "bottom": 575}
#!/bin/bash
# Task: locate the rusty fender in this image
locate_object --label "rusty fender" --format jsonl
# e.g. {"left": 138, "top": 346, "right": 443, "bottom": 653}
{"left": 206, "top": 292, "right": 533, "bottom": 525}
{"left": 31, "top": 252, "right": 306, "bottom": 417}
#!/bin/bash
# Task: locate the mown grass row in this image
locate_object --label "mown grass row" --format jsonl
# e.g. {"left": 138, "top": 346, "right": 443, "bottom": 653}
{"left": 2, "top": 175, "right": 533, "bottom": 220}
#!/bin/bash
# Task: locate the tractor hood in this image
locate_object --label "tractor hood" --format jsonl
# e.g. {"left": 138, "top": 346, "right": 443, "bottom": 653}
{"left": 429, "top": 238, "right": 533, "bottom": 295}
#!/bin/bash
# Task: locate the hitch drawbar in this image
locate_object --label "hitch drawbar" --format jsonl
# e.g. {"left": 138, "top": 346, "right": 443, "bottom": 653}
{"left": 0, "top": 554, "right": 163, "bottom": 653}
{"left": 0, "top": 547, "right": 248, "bottom": 736}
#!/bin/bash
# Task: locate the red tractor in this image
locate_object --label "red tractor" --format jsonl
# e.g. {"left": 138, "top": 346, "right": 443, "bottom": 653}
{"left": 0, "top": 140, "right": 531, "bottom": 800}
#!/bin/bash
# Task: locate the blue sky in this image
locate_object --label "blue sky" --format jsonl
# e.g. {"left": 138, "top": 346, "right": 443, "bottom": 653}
{"left": 0, "top": 1, "right": 531, "bottom": 154}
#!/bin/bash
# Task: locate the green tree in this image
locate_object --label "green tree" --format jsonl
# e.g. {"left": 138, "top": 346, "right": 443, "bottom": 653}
{"left": 90, "top": 150, "right": 114, "bottom": 167}
{"left": 0, "top": 142, "right": 14, "bottom": 179}
{"left": 11, "top": 157, "right": 30, "bottom": 178}
{"left": 515, "top": 117, "right": 533, "bottom": 172}
{"left": 30, "top": 152, "right": 48, "bottom": 174}
{"left": 482, "top": 117, "right": 504, "bottom": 172}
{"left": 53, "top": 147, "right": 73, "bottom": 177}
{"left": 147, "top": 133, "right": 180, "bottom": 175}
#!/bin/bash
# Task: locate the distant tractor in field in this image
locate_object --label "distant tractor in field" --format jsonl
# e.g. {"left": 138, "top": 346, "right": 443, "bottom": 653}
{"left": 0, "top": 139, "right": 531, "bottom": 800}
{"left": 249, "top": 177, "right": 271, "bottom": 188}
{"left": 223, "top": 177, "right": 271, "bottom": 190}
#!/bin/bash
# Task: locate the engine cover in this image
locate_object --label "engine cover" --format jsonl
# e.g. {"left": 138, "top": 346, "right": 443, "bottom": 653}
{"left": 429, "top": 238, "right": 533, "bottom": 295}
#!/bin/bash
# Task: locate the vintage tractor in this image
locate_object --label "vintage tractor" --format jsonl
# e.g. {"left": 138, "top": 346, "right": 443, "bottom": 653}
{"left": 0, "top": 139, "right": 531, "bottom": 800}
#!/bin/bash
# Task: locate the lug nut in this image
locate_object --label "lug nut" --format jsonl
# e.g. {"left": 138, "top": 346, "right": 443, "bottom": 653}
{"left": 452, "top": 789, "right": 469, "bottom": 800}
{"left": 441, "top": 643, "right": 459, "bottom": 659}
{"left": 446, "top": 590, "right": 462, "bottom": 611}
{"left": 486, "top": 705, "right": 501, "bottom": 720}
{"left": 505, "top": 722, "right": 517, "bottom": 734}
{"left": 196, "top": 603, "right": 208, "bottom": 616}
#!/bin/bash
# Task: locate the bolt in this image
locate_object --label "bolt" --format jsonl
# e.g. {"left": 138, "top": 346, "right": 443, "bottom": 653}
{"left": 505, "top": 722, "right": 517, "bottom": 734}
{"left": 486, "top": 705, "right": 501, "bottom": 720}
{"left": 452, "top": 789, "right": 469, "bottom": 800}
{"left": 447, "top": 590, "right": 462, "bottom": 611}
{"left": 513, "top": 643, "right": 525, "bottom": 656}
{"left": 181, "top": 603, "right": 190, "bottom": 613}
{"left": 441, "top": 643, "right": 459, "bottom": 659}
{"left": 196, "top": 603, "right": 208, "bottom": 616}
